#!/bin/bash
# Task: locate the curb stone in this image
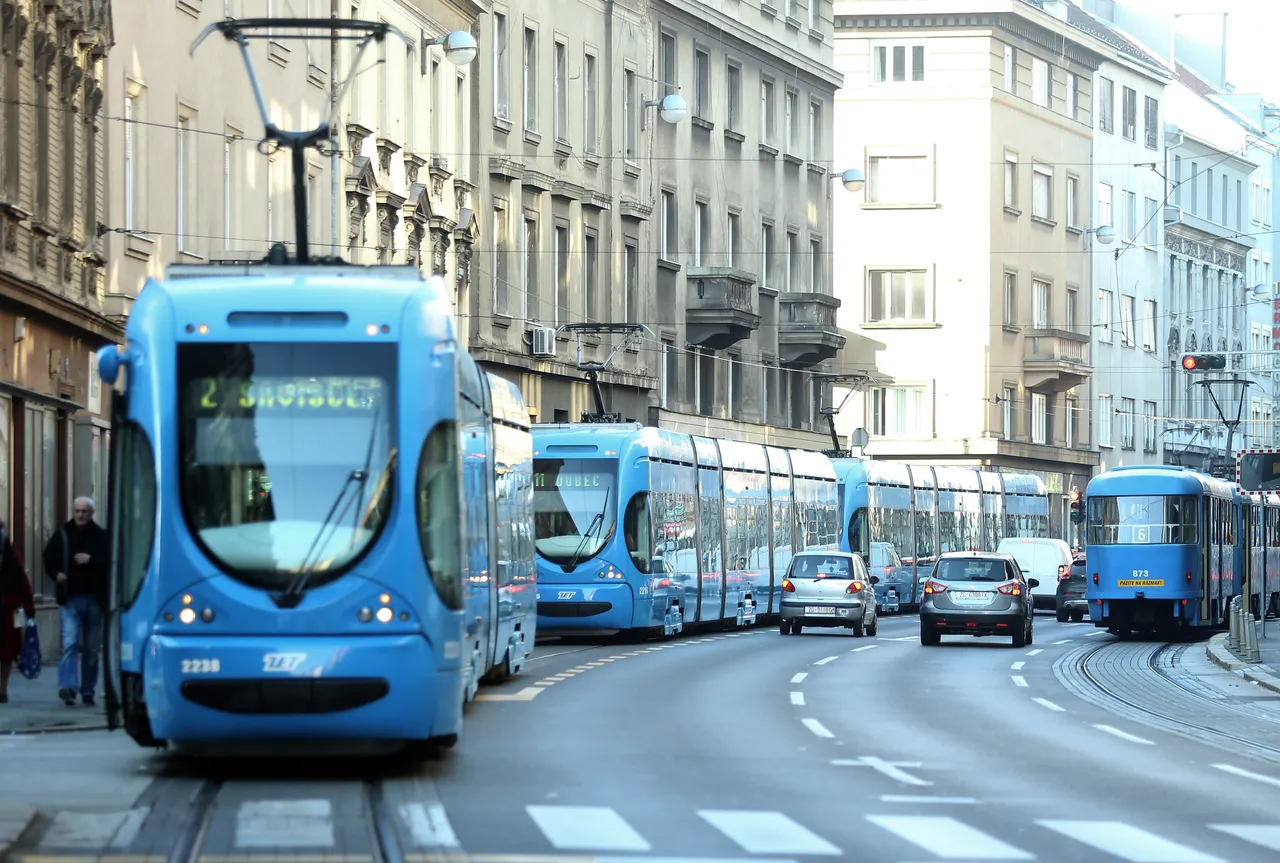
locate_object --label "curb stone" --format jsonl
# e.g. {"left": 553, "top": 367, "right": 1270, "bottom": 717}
{"left": 0, "top": 806, "right": 37, "bottom": 863}
{"left": 1205, "top": 633, "right": 1280, "bottom": 694}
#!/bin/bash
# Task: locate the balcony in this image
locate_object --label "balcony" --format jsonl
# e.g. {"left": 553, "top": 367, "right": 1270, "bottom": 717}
{"left": 685, "top": 268, "right": 760, "bottom": 350}
{"left": 1023, "top": 329, "right": 1092, "bottom": 392}
{"left": 778, "top": 292, "right": 845, "bottom": 367}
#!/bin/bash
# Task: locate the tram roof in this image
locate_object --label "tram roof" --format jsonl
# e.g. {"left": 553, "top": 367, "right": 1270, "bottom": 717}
{"left": 831, "top": 459, "right": 1047, "bottom": 495}
{"left": 1086, "top": 465, "right": 1236, "bottom": 497}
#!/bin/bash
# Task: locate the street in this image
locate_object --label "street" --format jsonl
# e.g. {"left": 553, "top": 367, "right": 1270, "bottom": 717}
{"left": 3, "top": 615, "right": 1280, "bottom": 863}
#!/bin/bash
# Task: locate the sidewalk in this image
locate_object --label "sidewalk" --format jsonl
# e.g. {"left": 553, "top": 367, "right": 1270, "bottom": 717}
{"left": 1205, "top": 618, "right": 1280, "bottom": 695}
{"left": 0, "top": 805, "right": 36, "bottom": 862}
{"left": 0, "top": 661, "right": 108, "bottom": 734}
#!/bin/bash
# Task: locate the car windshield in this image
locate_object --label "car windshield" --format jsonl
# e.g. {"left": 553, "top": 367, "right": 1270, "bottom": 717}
{"left": 998, "top": 541, "right": 1061, "bottom": 575}
{"left": 790, "top": 556, "right": 853, "bottom": 578}
{"left": 176, "top": 341, "right": 397, "bottom": 590}
{"left": 933, "top": 558, "right": 1008, "bottom": 582}
{"left": 533, "top": 458, "right": 617, "bottom": 565}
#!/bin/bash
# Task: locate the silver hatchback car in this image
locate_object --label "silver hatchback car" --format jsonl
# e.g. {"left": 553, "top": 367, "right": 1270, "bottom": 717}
{"left": 779, "top": 551, "right": 880, "bottom": 637}
{"left": 919, "top": 552, "right": 1039, "bottom": 647}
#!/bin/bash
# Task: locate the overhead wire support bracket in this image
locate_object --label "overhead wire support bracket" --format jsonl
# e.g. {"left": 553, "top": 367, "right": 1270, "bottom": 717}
{"left": 189, "top": 18, "right": 412, "bottom": 265}
{"left": 811, "top": 371, "right": 875, "bottom": 458}
{"left": 556, "top": 323, "right": 652, "bottom": 423}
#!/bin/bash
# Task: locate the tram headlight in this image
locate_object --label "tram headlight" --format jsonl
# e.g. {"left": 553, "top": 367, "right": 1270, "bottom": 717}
{"left": 376, "top": 607, "right": 394, "bottom": 623}
{"left": 358, "top": 607, "right": 373, "bottom": 622}
{"left": 178, "top": 607, "right": 197, "bottom": 624}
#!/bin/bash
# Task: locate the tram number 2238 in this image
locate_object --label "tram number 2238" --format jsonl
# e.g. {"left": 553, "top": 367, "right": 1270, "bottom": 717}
{"left": 181, "top": 658, "right": 221, "bottom": 674}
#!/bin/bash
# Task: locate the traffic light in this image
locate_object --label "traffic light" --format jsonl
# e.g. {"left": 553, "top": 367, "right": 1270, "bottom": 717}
{"left": 1069, "top": 488, "right": 1083, "bottom": 524}
{"left": 1181, "top": 354, "right": 1226, "bottom": 371}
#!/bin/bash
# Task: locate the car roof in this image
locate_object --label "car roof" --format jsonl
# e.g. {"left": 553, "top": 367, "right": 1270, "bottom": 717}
{"left": 795, "top": 550, "right": 856, "bottom": 558}
{"left": 936, "top": 551, "right": 1015, "bottom": 562}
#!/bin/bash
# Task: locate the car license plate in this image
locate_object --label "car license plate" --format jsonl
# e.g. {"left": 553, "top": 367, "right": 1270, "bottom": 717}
{"left": 952, "top": 591, "right": 991, "bottom": 601}
{"left": 806, "top": 606, "right": 836, "bottom": 615}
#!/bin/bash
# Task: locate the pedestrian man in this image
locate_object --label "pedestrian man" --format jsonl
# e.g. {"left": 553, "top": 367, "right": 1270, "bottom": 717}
{"left": 43, "top": 497, "right": 109, "bottom": 707}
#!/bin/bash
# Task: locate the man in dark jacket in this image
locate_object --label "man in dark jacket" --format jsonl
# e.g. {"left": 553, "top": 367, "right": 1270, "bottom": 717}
{"left": 43, "top": 497, "right": 109, "bottom": 707}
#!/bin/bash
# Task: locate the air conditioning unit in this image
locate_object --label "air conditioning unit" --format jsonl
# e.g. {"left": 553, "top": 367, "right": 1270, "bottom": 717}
{"left": 531, "top": 326, "right": 556, "bottom": 358}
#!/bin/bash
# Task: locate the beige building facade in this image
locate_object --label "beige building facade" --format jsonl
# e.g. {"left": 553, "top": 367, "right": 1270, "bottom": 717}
{"left": 0, "top": 0, "right": 117, "bottom": 644}
{"left": 471, "top": 0, "right": 847, "bottom": 447}
{"left": 830, "top": 0, "right": 1107, "bottom": 536}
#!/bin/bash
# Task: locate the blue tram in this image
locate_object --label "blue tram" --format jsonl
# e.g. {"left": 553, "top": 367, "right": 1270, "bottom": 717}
{"left": 834, "top": 459, "right": 1050, "bottom": 611}
{"left": 1242, "top": 492, "right": 1280, "bottom": 620}
{"left": 532, "top": 423, "right": 840, "bottom": 636}
{"left": 1084, "top": 465, "right": 1241, "bottom": 635}
{"left": 95, "top": 263, "right": 536, "bottom": 754}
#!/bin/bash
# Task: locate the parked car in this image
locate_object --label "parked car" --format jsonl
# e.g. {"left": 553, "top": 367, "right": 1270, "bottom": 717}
{"left": 779, "top": 551, "right": 879, "bottom": 637}
{"left": 919, "top": 551, "right": 1038, "bottom": 647}
{"left": 995, "top": 537, "right": 1072, "bottom": 611}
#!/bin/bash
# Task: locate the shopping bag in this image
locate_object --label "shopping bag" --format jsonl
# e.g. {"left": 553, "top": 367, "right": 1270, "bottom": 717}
{"left": 18, "top": 619, "right": 41, "bottom": 680}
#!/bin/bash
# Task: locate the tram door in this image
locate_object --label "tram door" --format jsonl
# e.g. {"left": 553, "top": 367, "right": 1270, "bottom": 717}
{"left": 1201, "top": 496, "right": 1212, "bottom": 624}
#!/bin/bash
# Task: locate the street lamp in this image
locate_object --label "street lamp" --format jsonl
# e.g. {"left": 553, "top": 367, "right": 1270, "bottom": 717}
{"left": 1083, "top": 224, "right": 1114, "bottom": 246}
{"left": 424, "top": 30, "right": 477, "bottom": 66}
{"left": 834, "top": 168, "right": 864, "bottom": 193}
{"left": 643, "top": 92, "right": 688, "bottom": 124}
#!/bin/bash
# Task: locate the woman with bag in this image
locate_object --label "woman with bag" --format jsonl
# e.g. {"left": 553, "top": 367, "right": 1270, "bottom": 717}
{"left": 0, "top": 519, "right": 36, "bottom": 704}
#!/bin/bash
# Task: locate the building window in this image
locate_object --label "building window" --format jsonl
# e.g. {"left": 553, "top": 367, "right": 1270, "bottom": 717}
{"left": 726, "top": 64, "right": 741, "bottom": 131}
{"left": 492, "top": 204, "right": 508, "bottom": 315}
{"left": 869, "top": 154, "right": 931, "bottom": 205}
{"left": 1003, "top": 387, "right": 1015, "bottom": 439}
{"left": 1121, "top": 86, "right": 1136, "bottom": 140}
{"left": 223, "top": 128, "right": 242, "bottom": 250}
{"left": 786, "top": 89, "right": 799, "bottom": 153}
{"left": 177, "top": 114, "right": 196, "bottom": 253}
{"left": 624, "top": 242, "right": 639, "bottom": 322}
{"left": 1119, "top": 294, "right": 1135, "bottom": 346}
{"left": 1066, "top": 394, "right": 1077, "bottom": 449}
{"left": 1098, "top": 288, "right": 1113, "bottom": 343}
{"left": 1066, "top": 287, "right": 1078, "bottom": 331}
{"left": 1119, "top": 398, "right": 1135, "bottom": 449}
{"left": 659, "top": 32, "right": 677, "bottom": 96}
{"left": 553, "top": 41, "right": 567, "bottom": 141}
{"left": 1031, "top": 57, "right": 1050, "bottom": 108}
{"left": 1143, "top": 401, "right": 1157, "bottom": 452}
{"left": 1098, "top": 182, "right": 1112, "bottom": 230}
{"left": 869, "top": 386, "right": 929, "bottom": 437}
{"left": 1098, "top": 394, "right": 1113, "bottom": 446}
{"left": 522, "top": 216, "right": 537, "bottom": 320}
{"left": 1237, "top": 178, "right": 1243, "bottom": 230}
{"left": 1142, "top": 299, "right": 1157, "bottom": 351}
{"left": 1144, "top": 95, "right": 1158, "bottom": 149}
{"left": 1003, "top": 45, "right": 1016, "bottom": 93}
{"left": 1098, "top": 76, "right": 1113, "bottom": 133}
{"left": 624, "top": 70, "right": 637, "bottom": 160}
{"left": 493, "top": 13, "right": 508, "bottom": 120}
{"left": 523, "top": 28, "right": 538, "bottom": 132}
{"left": 785, "top": 230, "right": 797, "bottom": 292}
{"left": 124, "top": 93, "right": 139, "bottom": 231}
{"left": 1144, "top": 197, "right": 1158, "bottom": 246}
{"left": 694, "top": 49, "right": 710, "bottom": 117}
{"left": 868, "top": 269, "right": 927, "bottom": 323}
{"left": 808, "top": 0, "right": 817, "bottom": 30}
{"left": 727, "top": 212, "right": 741, "bottom": 268}
{"left": 1003, "top": 271, "right": 1016, "bottom": 326}
{"left": 693, "top": 201, "right": 708, "bottom": 266}
{"left": 1123, "top": 190, "right": 1137, "bottom": 242}
{"left": 808, "top": 101, "right": 820, "bottom": 162}
{"left": 1031, "top": 393, "right": 1047, "bottom": 444}
{"left": 872, "top": 43, "right": 925, "bottom": 83}
{"left": 554, "top": 224, "right": 569, "bottom": 324}
{"left": 584, "top": 231, "right": 599, "bottom": 322}
{"left": 661, "top": 340, "right": 676, "bottom": 408}
{"left": 1067, "top": 72, "right": 1077, "bottom": 120}
{"left": 660, "top": 191, "right": 676, "bottom": 260}
{"left": 810, "top": 239, "right": 821, "bottom": 291}
{"left": 1032, "top": 165, "right": 1052, "bottom": 220}
{"left": 1031, "top": 280, "right": 1049, "bottom": 329}
{"left": 761, "top": 221, "right": 774, "bottom": 288}
{"left": 455, "top": 75, "right": 466, "bottom": 173}
{"left": 1066, "top": 175, "right": 1078, "bottom": 227}
{"left": 760, "top": 79, "right": 775, "bottom": 144}
{"left": 1004, "top": 153, "right": 1018, "bottom": 210}
{"left": 1190, "top": 161, "right": 1199, "bottom": 213}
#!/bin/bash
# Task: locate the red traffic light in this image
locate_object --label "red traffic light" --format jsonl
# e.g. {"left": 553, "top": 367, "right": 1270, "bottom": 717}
{"left": 1182, "top": 354, "right": 1226, "bottom": 371}
{"left": 1069, "top": 489, "right": 1081, "bottom": 502}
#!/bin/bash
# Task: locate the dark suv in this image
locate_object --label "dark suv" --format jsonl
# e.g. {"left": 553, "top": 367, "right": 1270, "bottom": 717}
{"left": 1055, "top": 557, "right": 1088, "bottom": 622}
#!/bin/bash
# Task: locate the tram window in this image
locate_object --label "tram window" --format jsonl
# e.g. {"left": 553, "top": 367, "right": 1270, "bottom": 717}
{"left": 624, "top": 492, "right": 651, "bottom": 573}
{"left": 112, "top": 420, "right": 157, "bottom": 610}
{"left": 849, "top": 508, "right": 868, "bottom": 562}
{"left": 417, "top": 421, "right": 463, "bottom": 610}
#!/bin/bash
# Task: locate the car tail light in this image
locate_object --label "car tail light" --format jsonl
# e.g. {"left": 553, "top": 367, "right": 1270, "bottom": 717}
{"left": 997, "top": 583, "right": 1023, "bottom": 596}
{"left": 1058, "top": 571, "right": 1070, "bottom": 582}
{"left": 923, "top": 579, "right": 946, "bottom": 594}
{"left": 846, "top": 581, "right": 865, "bottom": 594}
{"left": 782, "top": 578, "right": 796, "bottom": 592}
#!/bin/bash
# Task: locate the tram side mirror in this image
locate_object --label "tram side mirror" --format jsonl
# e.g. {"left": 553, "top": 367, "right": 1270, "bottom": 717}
{"left": 1028, "top": 578, "right": 1041, "bottom": 589}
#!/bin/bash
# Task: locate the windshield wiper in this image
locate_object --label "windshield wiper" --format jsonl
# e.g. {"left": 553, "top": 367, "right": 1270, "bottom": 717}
{"left": 276, "top": 409, "right": 381, "bottom": 608}
{"left": 564, "top": 485, "right": 611, "bottom": 573}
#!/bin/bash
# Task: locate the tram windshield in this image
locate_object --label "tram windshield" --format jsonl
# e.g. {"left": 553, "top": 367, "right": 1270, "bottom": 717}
{"left": 176, "top": 342, "right": 397, "bottom": 589}
{"left": 1085, "top": 494, "right": 1199, "bottom": 545}
{"left": 533, "top": 458, "right": 618, "bottom": 565}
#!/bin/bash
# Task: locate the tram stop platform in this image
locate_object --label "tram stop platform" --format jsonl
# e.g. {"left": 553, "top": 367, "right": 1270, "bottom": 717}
{"left": 1207, "top": 620, "right": 1280, "bottom": 695}
{"left": 0, "top": 659, "right": 108, "bottom": 735}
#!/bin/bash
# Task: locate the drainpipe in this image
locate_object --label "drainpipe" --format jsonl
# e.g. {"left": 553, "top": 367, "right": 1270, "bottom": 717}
{"left": 331, "top": 0, "right": 340, "bottom": 257}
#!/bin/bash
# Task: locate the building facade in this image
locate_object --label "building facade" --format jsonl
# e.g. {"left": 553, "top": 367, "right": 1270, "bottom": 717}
{"left": 471, "top": 0, "right": 845, "bottom": 447}
{"left": 0, "top": 0, "right": 117, "bottom": 641}
{"left": 1071, "top": 10, "right": 1170, "bottom": 471}
{"left": 830, "top": 0, "right": 1107, "bottom": 539}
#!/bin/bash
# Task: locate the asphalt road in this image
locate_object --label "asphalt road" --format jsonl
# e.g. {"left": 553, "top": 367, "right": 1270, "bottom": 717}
{"left": 3, "top": 613, "right": 1280, "bottom": 863}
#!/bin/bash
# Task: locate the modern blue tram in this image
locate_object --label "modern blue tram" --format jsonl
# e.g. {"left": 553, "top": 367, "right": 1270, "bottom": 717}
{"left": 834, "top": 459, "right": 1051, "bottom": 611}
{"left": 1084, "top": 465, "right": 1243, "bottom": 635}
{"left": 532, "top": 423, "right": 840, "bottom": 637}
{"left": 1241, "top": 491, "right": 1280, "bottom": 620}
{"left": 94, "top": 263, "right": 536, "bottom": 754}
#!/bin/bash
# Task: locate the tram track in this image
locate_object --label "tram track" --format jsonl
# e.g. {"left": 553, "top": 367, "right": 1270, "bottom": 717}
{"left": 1061, "top": 638, "right": 1280, "bottom": 762}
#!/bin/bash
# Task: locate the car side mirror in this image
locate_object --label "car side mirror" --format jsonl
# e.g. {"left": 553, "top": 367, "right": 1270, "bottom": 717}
{"left": 1027, "top": 578, "right": 1040, "bottom": 589}
{"left": 869, "top": 575, "right": 880, "bottom": 585}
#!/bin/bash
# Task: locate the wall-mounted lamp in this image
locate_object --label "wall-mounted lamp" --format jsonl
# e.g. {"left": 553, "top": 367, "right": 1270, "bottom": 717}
{"left": 644, "top": 92, "right": 688, "bottom": 124}
{"left": 423, "top": 30, "right": 477, "bottom": 67}
{"left": 832, "top": 168, "right": 864, "bottom": 193}
{"left": 1083, "top": 224, "right": 1114, "bottom": 247}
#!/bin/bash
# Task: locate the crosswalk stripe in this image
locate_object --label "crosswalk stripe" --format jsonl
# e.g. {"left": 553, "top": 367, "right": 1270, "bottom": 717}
{"left": 1037, "top": 821, "right": 1222, "bottom": 863}
{"left": 398, "top": 803, "right": 460, "bottom": 848}
{"left": 866, "top": 815, "right": 1032, "bottom": 859}
{"left": 697, "top": 810, "right": 841, "bottom": 856}
{"left": 525, "top": 806, "right": 650, "bottom": 852}
{"left": 1207, "top": 825, "right": 1280, "bottom": 852}
{"left": 235, "top": 801, "right": 334, "bottom": 849}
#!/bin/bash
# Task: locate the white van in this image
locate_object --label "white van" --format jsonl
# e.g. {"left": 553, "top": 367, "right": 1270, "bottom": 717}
{"left": 995, "top": 537, "right": 1072, "bottom": 610}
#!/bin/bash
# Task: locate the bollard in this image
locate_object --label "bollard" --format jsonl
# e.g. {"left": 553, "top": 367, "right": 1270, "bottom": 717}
{"left": 1228, "top": 596, "right": 1241, "bottom": 652}
{"left": 1245, "top": 613, "right": 1262, "bottom": 663}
